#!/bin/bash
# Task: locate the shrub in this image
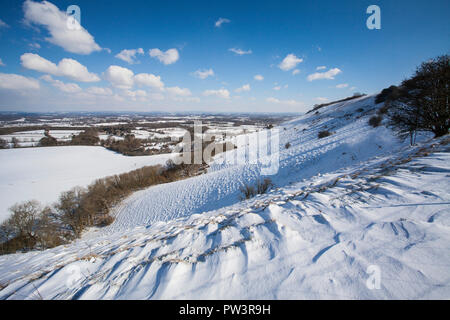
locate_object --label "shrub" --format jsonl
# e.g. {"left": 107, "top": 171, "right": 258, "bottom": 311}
{"left": 285, "top": 142, "right": 291, "bottom": 149}
{"left": 0, "top": 138, "right": 8, "bottom": 149}
{"left": 71, "top": 129, "right": 100, "bottom": 146}
{"left": 39, "top": 135, "right": 58, "bottom": 147}
{"left": 11, "top": 137, "right": 20, "bottom": 148}
{"left": 318, "top": 130, "right": 332, "bottom": 139}
{"left": 375, "top": 85, "right": 402, "bottom": 104}
{"left": 239, "top": 178, "right": 273, "bottom": 200}
{"left": 368, "top": 115, "right": 383, "bottom": 128}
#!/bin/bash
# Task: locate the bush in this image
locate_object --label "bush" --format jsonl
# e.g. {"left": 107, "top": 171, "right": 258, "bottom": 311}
{"left": 11, "top": 137, "right": 19, "bottom": 148}
{"left": 39, "top": 136, "right": 58, "bottom": 147}
{"left": 71, "top": 129, "right": 100, "bottom": 146}
{"left": 0, "top": 138, "right": 8, "bottom": 149}
{"left": 285, "top": 142, "right": 291, "bottom": 149}
{"left": 368, "top": 115, "right": 383, "bottom": 128}
{"left": 318, "top": 130, "right": 332, "bottom": 139}
{"left": 375, "top": 86, "right": 400, "bottom": 104}
{"left": 239, "top": 178, "right": 273, "bottom": 200}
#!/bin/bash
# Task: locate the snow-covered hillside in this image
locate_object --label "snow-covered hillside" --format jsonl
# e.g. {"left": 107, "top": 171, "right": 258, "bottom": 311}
{"left": 0, "top": 95, "right": 449, "bottom": 299}
{"left": 0, "top": 146, "right": 173, "bottom": 221}
{"left": 99, "top": 95, "right": 420, "bottom": 234}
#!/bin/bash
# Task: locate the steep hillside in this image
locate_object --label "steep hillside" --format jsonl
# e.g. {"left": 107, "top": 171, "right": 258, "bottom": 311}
{"left": 100, "top": 95, "right": 419, "bottom": 234}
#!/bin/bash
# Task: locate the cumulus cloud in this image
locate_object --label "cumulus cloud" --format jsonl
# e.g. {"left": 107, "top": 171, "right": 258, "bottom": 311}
{"left": 203, "top": 89, "right": 230, "bottom": 99}
{"left": 215, "top": 18, "right": 230, "bottom": 27}
{"left": 273, "top": 86, "right": 281, "bottom": 91}
{"left": 86, "top": 86, "right": 113, "bottom": 95}
{"left": 316, "top": 66, "right": 326, "bottom": 70}
{"left": 0, "top": 73, "right": 40, "bottom": 90}
{"left": 149, "top": 48, "right": 179, "bottom": 65}
{"left": 266, "top": 97, "right": 303, "bottom": 106}
{"left": 23, "top": 0, "right": 101, "bottom": 55}
{"left": 41, "top": 74, "right": 82, "bottom": 93}
{"left": 103, "top": 65, "right": 135, "bottom": 89}
{"left": 115, "top": 48, "right": 144, "bottom": 64}
{"left": 292, "top": 69, "right": 300, "bottom": 75}
{"left": 279, "top": 54, "right": 303, "bottom": 71}
{"left": 166, "top": 86, "right": 192, "bottom": 97}
{"left": 235, "top": 84, "right": 250, "bottom": 93}
{"left": 125, "top": 89, "right": 147, "bottom": 101}
{"left": 229, "top": 48, "right": 252, "bottom": 55}
{"left": 21, "top": 53, "right": 100, "bottom": 82}
{"left": 315, "top": 97, "right": 328, "bottom": 102}
{"left": 307, "top": 68, "right": 342, "bottom": 81}
{"left": 254, "top": 74, "right": 264, "bottom": 81}
{"left": 0, "top": 19, "right": 9, "bottom": 28}
{"left": 336, "top": 83, "right": 348, "bottom": 88}
{"left": 134, "top": 73, "right": 164, "bottom": 90}
{"left": 193, "top": 68, "right": 214, "bottom": 79}
{"left": 104, "top": 65, "right": 165, "bottom": 91}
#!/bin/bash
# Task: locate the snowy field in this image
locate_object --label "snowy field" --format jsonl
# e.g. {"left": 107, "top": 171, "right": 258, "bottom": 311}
{"left": 0, "top": 146, "right": 173, "bottom": 222}
{"left": 0, "top": 130, "right": 82, "bottom": 147}
{"left": 0, "top": 95, "right": 448, "bottom": 299}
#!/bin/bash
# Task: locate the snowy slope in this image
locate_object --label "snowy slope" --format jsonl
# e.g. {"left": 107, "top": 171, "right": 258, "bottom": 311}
{"left": 0, "top": 95, "right": 449, "bottom": 300}
{"left": 100, "top": 95, "right": 419, "bottom": 234}
{"left": 0, "top": 146, "right": 174, "bottom": 221}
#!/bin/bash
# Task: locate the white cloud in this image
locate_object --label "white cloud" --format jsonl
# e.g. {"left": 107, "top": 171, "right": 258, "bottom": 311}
{"left": 86, "top": 86, "right": 113, "bottom": 95}
{"left": 134, "top": 73, "right": 164, "bottom": 90}
{"left": 149, "top": 93, "right": 165, "bottom": 101}
{"left": 316, "top": 66, "right": 326, "bottom": 70}
{"left": 307, "top": 68, "right": 342, "bottom": 81}
{"left": 41, "top": 75, "right": 82, "bottom": 93}
{"left": 125, "top": 89, "right": 147, "bottom": 101}
{"left": 103, "top": 65, "right": 165, "bottom": 91}
{"left": 336, "top": 83, "right": 348, "bottom": 89}
{"left": 266, "top": 97, "right": 303, "bottom": 106}
{"left": 115, "top": 48, "right": 144, "bottom": 64}
{"left": 166, "top": 86, "right": 192, "bottom": 97}
{"left": 0, "top": 19, "right": 9, "bottom": 28}
{"left": 104, "top": 65, "right": 135, "bottom": 89}
{"left": 193, "top": 68, "right": 214, "bottom": 79}
{"left": 279, "top": 54, "right": 303, "bottom": 71}
{"left": 21, "top": 53, "right": 100, "bottom": 82}
{"left": 292, "top": 69, "right": 300, "bottom": 75}
{"left": 273, "top": 86, "right": 281, "bottom": 91}
{"left": 28, "top": 42, "right": 41, "bottom": 49}
{"left": 203, "top": 89, "right": 230, "bottom": 99}
{"left": 149, "top": 48, "right": 179, "bottom": 65}
{"left": 254, "top": 74, "right": 264, "bottom": 81}
{"left": 315, "top": 97, "right": 328, "bottom": 102}
{"left": 0, "top": 58, "right": 4, "bottom": 66}
{"left": 235, "top": 84, "right": 250, "bottom": 93}
{"left": 0, "top": 73, "right": 40, "bottom": 90}
{"left": 215, "top": 18, "right": 230, "bottom": 27}
{"left": 229, "top": 48, "right": 252, "bottom": 55}
{"left": 23, "top": 0, "right": 101, "bottom": 55}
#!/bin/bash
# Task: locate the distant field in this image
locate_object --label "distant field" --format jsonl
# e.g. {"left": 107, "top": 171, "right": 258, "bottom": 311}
{"left": 0, "top": 146, "right": 174, "bottom": 222}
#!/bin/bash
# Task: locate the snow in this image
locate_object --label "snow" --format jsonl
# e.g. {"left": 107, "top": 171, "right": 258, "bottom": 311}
{"left": 0, "top": 146, "right": 174, "bottom": 222}
{"left": 0, "top": 95, "right": 449, "bottom": 299}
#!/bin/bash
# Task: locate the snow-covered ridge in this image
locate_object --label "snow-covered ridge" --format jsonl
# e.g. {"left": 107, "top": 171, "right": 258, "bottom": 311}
{"left": 0, "top": 96, "right": 449, "bottom": 299}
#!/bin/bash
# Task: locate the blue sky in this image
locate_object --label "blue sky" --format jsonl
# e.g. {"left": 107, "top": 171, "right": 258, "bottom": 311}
{"left": 0, "top": 0, "right": 448, "bottom": 113}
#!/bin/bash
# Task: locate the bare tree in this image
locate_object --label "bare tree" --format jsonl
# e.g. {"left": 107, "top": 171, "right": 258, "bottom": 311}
{"left": 388, "top": 55, "right": 449, "bottom": 143}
